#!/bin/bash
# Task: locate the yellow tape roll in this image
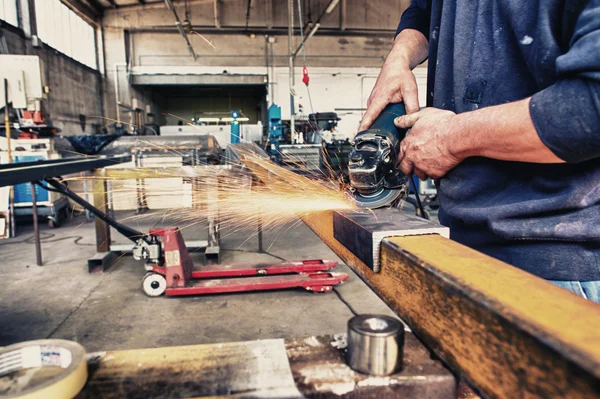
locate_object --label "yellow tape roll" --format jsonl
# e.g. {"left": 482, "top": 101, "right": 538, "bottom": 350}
{"left": 0, "top": 339, "right": 87, "bottom": 399}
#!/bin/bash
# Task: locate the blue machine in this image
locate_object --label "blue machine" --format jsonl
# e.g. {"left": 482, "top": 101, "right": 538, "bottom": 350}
{"left": 268, "top": 104, "right": 282, "bottom": 145}
{"left": 230, "top": 110, "right": 241, "bottom": 144}
{"left": 14, "top": 156, "right": 49, "bottom": 203}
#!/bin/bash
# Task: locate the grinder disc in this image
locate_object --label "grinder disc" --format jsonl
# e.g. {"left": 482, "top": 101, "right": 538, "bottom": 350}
{"left": 351, "top": 188, "right": 405, "bottom": 209}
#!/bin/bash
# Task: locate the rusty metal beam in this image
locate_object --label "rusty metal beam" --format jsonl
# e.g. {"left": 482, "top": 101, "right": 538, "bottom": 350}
{"left": 306, "top": 211, "right": 600, "bottom": 398}
{"left": 235, "top": 149, "right": 600, "bottom": 399}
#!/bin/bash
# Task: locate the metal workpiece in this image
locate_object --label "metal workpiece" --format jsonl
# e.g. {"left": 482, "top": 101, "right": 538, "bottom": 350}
{"left": 347, "top": 315, "right": 404, "bottom": 376}
{"left": 333, "top": 208, "right": 449, "bottom": 272}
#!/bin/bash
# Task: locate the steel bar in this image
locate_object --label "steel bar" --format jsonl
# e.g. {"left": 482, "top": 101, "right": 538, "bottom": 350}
{"left": 236, "top": 152, "right": 600, "bottom": 399}
{"left": 333, "top": 208, "right": 448, "bottom": 272}
{"left": 30, "top": 182, "right": 42, "bottom": 266}
{"left": 0, "top": 155, "right": 131, "bottom": 188}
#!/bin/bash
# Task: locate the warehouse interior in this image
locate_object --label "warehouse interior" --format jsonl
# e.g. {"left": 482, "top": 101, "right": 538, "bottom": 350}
{"left": 1, "top": 0, "right": 599, "bottom": 398}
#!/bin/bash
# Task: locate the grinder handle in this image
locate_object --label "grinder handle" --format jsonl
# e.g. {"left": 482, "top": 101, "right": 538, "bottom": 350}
{"left": 367, "top": 102, "right": 407, "bottom": 135}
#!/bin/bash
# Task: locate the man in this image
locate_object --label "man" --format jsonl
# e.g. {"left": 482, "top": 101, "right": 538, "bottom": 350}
{"left": 360, "top": 0, "right": 600, "bottom": 301}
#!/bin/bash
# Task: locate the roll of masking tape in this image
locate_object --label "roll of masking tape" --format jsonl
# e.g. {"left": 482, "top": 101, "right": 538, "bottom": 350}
{"left": 0, "top": 339, "right": 87, "bottom": 399}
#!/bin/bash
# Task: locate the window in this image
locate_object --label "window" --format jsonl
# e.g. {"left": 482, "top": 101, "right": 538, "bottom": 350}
{"left": 34, "top": 0, "right": 97, "bottom": 69}
{"left": 0, "top": 0, "right": 18, "bottom": 27}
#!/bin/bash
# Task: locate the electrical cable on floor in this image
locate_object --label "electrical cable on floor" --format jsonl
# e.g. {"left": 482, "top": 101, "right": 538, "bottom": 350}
{"left": 332, "top": 286, "right": 359, "bottom": 316}
{"left": 224, "top": 246, "right": 359, "bottom": 316}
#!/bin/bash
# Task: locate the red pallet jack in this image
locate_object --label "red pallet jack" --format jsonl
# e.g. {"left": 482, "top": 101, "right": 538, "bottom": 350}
{"left": 41, "top": 178, "right": 349, "bottom": 297}
{"left": 141, "top": 228, "right": 348, "bottom": 297}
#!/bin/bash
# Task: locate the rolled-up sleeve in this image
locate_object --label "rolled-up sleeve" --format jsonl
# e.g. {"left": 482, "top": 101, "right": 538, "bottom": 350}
{"left": 396, "top": 0, "right": 432, "bottom": 40}
{"left": 529, "top": 1, "right": 600, "bottom": 163}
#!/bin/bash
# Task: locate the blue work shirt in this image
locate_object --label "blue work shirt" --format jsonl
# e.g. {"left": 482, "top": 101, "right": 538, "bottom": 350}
{"left": 398, "top": 0, "right": 600, "bottom": 280}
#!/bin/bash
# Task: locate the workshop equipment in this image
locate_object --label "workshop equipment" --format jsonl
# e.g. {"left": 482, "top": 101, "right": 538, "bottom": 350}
{"left": 230, "top": 110, "right": 241, "bottom": 144}
{"left": 268, "top": 103, "right": 283, "bottom": 145}
{"left": 40, "top": 178, "right": 348, "bottom": 297}
{"left": 347, "top": 102, "right": 411, "bottom": 208}
{"left": 347, "top": 314, "right": 405, "bottom": 376}
{"left": 142, "top": 228, "right": 347, "bottom": 297}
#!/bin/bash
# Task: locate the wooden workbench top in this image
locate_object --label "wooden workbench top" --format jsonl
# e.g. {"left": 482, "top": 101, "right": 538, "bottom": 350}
{"left": 77, "top": 333, "right": 455, "bottom": 398}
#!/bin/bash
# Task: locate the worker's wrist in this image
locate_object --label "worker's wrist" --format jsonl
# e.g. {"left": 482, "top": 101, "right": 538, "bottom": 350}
{"left": 446, "top": 113, "right": 478, "bottom": 161}
{"left": 390, "top": 29, "right": 428, "bottom": 69}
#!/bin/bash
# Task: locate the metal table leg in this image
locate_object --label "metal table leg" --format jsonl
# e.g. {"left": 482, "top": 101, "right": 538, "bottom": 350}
{"left": 31, "top": 182, "right": 43, "bottom": 266}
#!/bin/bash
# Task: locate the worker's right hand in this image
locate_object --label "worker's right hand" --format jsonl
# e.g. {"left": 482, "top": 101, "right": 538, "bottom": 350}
{"left": 359, "top": 65, "right": 420, "bottom": 131}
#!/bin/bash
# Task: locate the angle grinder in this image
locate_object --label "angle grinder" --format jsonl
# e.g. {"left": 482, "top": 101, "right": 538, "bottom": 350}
{"left": 348, "top": 102, "right": 412, "bottom": 208}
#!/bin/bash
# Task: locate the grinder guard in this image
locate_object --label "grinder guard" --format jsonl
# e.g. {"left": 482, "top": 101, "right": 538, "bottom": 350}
{"left": 348, "top": 103, "right": 410, "bottom": 208}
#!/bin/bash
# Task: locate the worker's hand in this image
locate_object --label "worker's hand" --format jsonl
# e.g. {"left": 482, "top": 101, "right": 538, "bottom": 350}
{"left": 394, "top": 108, "right": 462, "bottom": 180}
{"left": 359, "top": 66, "right": 420, "bottom": 131}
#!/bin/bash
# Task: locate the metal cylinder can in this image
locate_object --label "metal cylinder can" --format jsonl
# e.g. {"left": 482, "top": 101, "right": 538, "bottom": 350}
{"left": 346, "top": 314, "right": 404, "bottom": 376}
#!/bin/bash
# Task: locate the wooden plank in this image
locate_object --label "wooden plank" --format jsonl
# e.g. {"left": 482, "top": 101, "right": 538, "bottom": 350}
{"left": 78, "top": 334, "right": 454, "bottom": 398}
{"left": 79, "top": 339, "right": 301, "bottom": 399}
{"left": 301, "top": 211, "right": 600, "bottom": 399}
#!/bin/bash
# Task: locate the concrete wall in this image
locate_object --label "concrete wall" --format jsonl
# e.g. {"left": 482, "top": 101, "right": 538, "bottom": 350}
{"left": 1, "top": 23, "right": 104, "bottom": 136}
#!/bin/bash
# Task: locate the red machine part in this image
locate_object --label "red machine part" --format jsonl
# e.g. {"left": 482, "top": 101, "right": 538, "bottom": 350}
{"left": 143, "top": 228, "right": 349, "bottom": 297}
{"left": 302, "top": 66, "right": 310, "bottom": 86}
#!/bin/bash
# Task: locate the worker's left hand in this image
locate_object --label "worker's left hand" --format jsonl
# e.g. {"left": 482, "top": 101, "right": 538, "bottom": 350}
{"left": 394, "top": 108, "right": 462, "bottom": 180}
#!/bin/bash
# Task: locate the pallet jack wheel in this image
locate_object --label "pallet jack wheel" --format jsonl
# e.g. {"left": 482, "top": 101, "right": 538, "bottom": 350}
{"left": 142, "top": 273, "right": 167, "bottom": 297}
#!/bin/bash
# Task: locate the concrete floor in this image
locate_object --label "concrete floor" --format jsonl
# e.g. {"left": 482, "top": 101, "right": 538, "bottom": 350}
{"left": 0, "top": 211, "right": 396, "bottom": 352}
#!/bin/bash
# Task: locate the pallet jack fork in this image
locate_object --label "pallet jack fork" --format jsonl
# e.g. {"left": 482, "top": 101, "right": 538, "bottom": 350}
{"left": 40, "top": 178, "right": 349, "bottom": 297}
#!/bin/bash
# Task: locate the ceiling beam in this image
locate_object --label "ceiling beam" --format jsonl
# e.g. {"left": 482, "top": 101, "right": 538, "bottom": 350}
{"left": 61, "top": 0, "right": 101, "bottom": 22}
{"left": 128, "top": 25, "right": 396, "bottom": 38}
{"left": 106, "top": 0, "right": 118, "bottom": 8}
{"left": 82, "top": 0, "right": 104, "bottom": 15}
{"left": 138, "top": 0, "right": 146, "bottom": 4}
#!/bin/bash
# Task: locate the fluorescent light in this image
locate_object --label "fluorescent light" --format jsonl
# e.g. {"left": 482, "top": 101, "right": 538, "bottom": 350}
{"left": 325, "top": 0, "right": 340, "bottom": 14}
{"left": 307, "top": 23, "right": 321, "bottom": 39}
{"left": 221, "top": 117, "right": 250, "bottom": 122}
{"left": 197, "top": 118, "right": 220, "bottom": 122}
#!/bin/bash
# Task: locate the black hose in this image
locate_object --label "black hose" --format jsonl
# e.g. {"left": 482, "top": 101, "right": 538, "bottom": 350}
{"left": 410, "top": 175, "right": 428, "bottom": 220}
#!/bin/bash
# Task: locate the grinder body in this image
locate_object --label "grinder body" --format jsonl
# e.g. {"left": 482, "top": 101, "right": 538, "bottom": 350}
{"left": 348, "top": 103, "right": 410, "bottom": 208}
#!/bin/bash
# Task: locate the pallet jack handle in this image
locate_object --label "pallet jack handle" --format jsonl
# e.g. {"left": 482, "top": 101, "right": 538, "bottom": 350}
{"left": 41, "top": 178, "right": 147, "bottom": 244}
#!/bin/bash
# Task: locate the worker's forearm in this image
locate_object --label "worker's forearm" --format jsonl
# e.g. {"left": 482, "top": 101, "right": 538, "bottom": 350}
{"left": 388, "top": 29, "right": 429, "bottom": 70}
{"left": 449, "top": 98, "right": 564, "bottom": 164}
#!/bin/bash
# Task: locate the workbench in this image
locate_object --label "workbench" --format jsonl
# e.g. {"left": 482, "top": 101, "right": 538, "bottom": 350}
{"left": 78, "top": 333, "right": 456, "bottom": 399}
{"left": 232, "top": 143, "right": 600, "bottom": 399}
